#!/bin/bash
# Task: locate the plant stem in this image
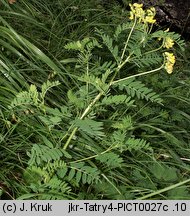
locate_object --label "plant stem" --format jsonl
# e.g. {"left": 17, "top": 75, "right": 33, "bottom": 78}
{"left": 80, "top": 92, "right": 102, "bottom": 119}
{"left": 86, "top": 53, "right": 89, "bottom": 95}
{"left": 120, "top": 17, "right": 137, "bottom": 62}
{"left": 63, "top": 92, "right": 102, "bottom": 150}
{"left": 112, "top": 64, "right": 164, "bottom": 85}
{"left": 143, "top": 42, "right": 164, "bottom": 56}
{"left": 138, "top": 179, "right": 190, "bottom": 200}
{"left": 109, "top": 52, "right": 133, "bottom": 85}
{"left": 70, "top": 145, "right": 117, "bottom": 163}
{"left": 101, "top": 173, "right": 122, "bottom": 195}
{"left": 63, "top": 127, "right": 78, "bottom": 150}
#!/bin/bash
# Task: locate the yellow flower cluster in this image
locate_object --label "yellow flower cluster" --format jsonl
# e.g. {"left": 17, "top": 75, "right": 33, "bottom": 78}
{"left": 163, "top": 37, "right": 174, "bottom": 49}
{"left": 144, "top": 8, "right": 156, "bottom": 24}
{"left": 129, "top": 3, "right": 156, "bottom": 24}
{"left": 164, "top": 52, "right": 176, "bottom": 74}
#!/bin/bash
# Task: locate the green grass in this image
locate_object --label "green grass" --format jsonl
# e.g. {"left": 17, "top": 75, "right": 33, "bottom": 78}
{"left": 0, "top": 0, "right": 190, "bottom": 200}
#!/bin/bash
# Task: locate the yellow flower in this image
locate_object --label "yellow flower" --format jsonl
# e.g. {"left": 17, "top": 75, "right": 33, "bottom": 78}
{"left": 164, "top": 52, "right": 176, "bottom": 74}
{"left": 144, "top": 7, "right": 156, "bottom": 24}
{"left": 144, "top": 16, "right": 156, "bottom": 24}
{"left": 164, "top": 37, "right": 174, "bottom": 49}
{"left": 129, "top": 11, "right": 134, "bottom": 20}
{"left": 129, "top": 3, "right": 145, "bottom": 22}
{"left": 133, "top": 3, "right": 143, "bottom": 8}
{"left": 129, "top": 3, "right": 156, "bottom": 24}
{"left": 137, "top": 9, "right": 145, "bottom": 23}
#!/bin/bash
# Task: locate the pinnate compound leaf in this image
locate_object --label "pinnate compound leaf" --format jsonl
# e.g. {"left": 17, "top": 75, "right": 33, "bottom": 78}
{"left": 73, "top": 118, "right": 105, "bottom": 137}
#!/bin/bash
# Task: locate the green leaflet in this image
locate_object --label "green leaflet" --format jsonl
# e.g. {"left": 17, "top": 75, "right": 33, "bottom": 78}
{"left": 115, "top": 78, "right": 163, "bottom": 104}
{"left": 133, "top": 53, "right": 163, "bottom": 67}
{"left": 27, "top": 144, "right": 72, "bottom": 166}
{"left": 64, "top": 38, "right": 101, "bottom": 52}
{"left": 44, "top": 161, "right": 101, "bottom": 185}
{"left": 110, "top": 130, "right": 151, "bottom": 152}
{"left": 126, "top": 137, "right": 151, "bottom": 151}
{"left": 114, "top": 22, "right": 135, "bottom": 40}
{"left": 101, "top": 94, "right": 134, "bottom": 106}
{"left": 96, "top": 29, "right": 120, "bottom": 63}
{"left": 73, "top": 118, "right": 105, "bottom": 137}
{"left": 23, "top": 166, "right": 72, "bottom": 200}
{"left": 9, "top": 80, "right": 60, "bottom": 109}
{"left": 149, "top": 163, "right": 178, "bottom": 182}
{"left": 96, "top": 152, "right": 123, "bottom": 168}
